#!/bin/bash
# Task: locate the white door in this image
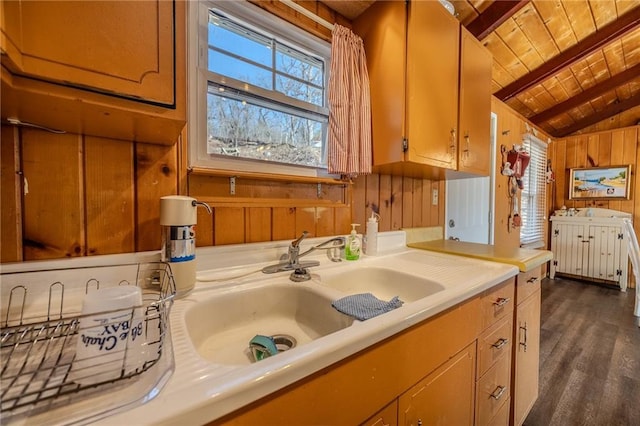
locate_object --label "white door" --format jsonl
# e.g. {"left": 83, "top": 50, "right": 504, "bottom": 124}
{"left": 445, "top": 114, "right": 496, "bottom": 244}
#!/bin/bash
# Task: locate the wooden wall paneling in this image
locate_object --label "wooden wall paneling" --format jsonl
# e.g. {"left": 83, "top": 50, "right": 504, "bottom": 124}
{"left": 351, "top": 175, "right": 367, "bottom": 229}
{"left": 295, "top": 207, "right": 317, "bottom": 237}
{"left": 618, "top": 127, "right": 637, "bottom": 214}
{"left": 365, "top": 174, "right": 380, "bottom": 219}
{"left": 412, "top": 179, "right": 424, "bottom": 228}
{"left": 196, "top": 207, "right": 214, "bottom": 247}
{"left": 315, "top": 207, "right": 334, "bottom": 237}
{"left": 553, "top": 138, "right": 567, "bottom": 212}
{"left": 608, "top": 129, "right": 626, "bottom": 212}
{"left": 403, "top": 176, "right": 414, "bottom": 228}
{"left": 135, "top": 142, "right": 179, "bottom": 252}
{"left": 378, "top": 174, "right": 392, "bottom": 232}
{"left": 84, "top": 136, "right": 135, "bottom": 255}
{"left": 390, "top": 175, "right": 404, "bottom": 231}
{"left": 1, "top": 125, "right": 22, "bottom": 262}
{"left": 214, "top": 207, "right": 245, "bottom": 245}
{"left": 245, "top": 207, "right": 272, "bottom": 243}
{"left": 420, "top": 179, "right": 431, "bottom": 226}
{"left": 334, "top": 205, "right": 351, "bottom": 236}
{"left": 22, "top": 130, "right": 83, "bottom": 259}
{"left": 272, "top": 207, "right": 297, "bottom": 241}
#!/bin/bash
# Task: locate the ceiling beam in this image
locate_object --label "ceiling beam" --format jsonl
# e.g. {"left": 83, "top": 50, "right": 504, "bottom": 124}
{"left": 495, "top": 6, "right": 640, "bottom": 102}
{"left": 530, "top": 63, "right": 640, "bottom": 124}
{"left": 556, "top": 93, "right": 640, "bottom": 137}
{"left": 467, "top": 0, "right": 530, "bottom": 41}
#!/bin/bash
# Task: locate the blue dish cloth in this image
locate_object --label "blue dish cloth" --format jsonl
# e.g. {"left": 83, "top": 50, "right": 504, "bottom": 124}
{"left": 332, "top": 293, "right": 404, "bottom": 321}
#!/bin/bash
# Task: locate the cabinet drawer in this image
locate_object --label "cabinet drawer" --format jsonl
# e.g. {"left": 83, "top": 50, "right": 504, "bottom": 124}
{"left": 516, "top": 268, "right": 541, "bottom": 304}
{"left": 480, "top": 278, "right": 514, "bottom": 329}
{"left": 477, "top": 316, "right": 512, "bottom": 377}
{"left": 486, "top": 396, "right": 510, "bottom": 426}
{"left": 475, "top": 353, "right": 511, "bottom": 426}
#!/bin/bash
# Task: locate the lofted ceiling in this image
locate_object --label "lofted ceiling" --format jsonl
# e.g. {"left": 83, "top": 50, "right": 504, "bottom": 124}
{"left": 322, "top": 0, "right": 640, "bottom": 138}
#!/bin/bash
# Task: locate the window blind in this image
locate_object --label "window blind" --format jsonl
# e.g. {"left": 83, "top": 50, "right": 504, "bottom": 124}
{"left": 520, "top": 134, "right": 547, "bottom": 247}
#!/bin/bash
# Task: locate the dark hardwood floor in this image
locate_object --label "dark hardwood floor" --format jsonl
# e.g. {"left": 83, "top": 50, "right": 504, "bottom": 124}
{"left": 524, "top": 277, "right": 640, "bottom": 426}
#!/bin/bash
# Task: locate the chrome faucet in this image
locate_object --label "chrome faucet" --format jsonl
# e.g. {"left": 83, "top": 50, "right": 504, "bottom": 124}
{"left": 262, "top": 231, "right": 345, "bottom": 281}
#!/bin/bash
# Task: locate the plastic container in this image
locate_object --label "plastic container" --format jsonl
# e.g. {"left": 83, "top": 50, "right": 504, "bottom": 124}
{"left": 345, "top": 224, "right": 361, "bottom": 261}
{"left": 365, "top": 212, "right": 380, "bottom": 256}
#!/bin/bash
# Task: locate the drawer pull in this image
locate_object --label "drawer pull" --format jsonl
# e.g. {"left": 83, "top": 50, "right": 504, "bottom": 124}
{"left": 493, "top": 297, "right": 510, "bottom": 307}
{"left": 519, "top": 322, "right": 528, "bottom": 352}
{"left": 491, "top": 338, "right": 509, "bottom": 349}
{"left": 490, "top": 385, "right": 507, "bottom": 400}
{"left": 526, "top": 276, "right": 538, "bottom": 283}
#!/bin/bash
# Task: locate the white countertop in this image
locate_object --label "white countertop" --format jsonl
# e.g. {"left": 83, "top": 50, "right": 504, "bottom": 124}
{"left": 4, "top": 232, "right": 519, "bottom": 425}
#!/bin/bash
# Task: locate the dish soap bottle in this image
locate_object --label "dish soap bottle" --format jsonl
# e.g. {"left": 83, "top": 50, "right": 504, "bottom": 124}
{"left": 365, "top": 212, "right": 380, "bottom": 256}
{"left": 345, "top": 223, "right": 361, "bottom": 261}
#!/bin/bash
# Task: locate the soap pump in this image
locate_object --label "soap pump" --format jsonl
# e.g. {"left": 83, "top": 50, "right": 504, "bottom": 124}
{"left": 365, "top": 211, "right": 380, "bottom": 256}
{"left": 345, "top": 223, "right": 361, "bottom": 261}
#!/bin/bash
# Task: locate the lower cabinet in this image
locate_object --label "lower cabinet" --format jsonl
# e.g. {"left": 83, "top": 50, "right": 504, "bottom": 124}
{"left": 510, "top": 268, "right": 542, "bottom": 426}
{"left": 399, "top": 342, "right": 476, "bottom": 426}
{"left": 209, "top": 277, "right": 526, "bottom": 426}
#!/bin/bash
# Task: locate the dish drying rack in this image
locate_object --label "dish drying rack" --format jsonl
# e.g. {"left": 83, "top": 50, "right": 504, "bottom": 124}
{"left": 0, "top": 261, "right": 176, "bottom": 425}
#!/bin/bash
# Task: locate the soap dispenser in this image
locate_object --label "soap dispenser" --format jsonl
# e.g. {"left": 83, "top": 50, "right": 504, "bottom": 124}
{"left": 365, "top": 211, "right": 380, "bottom": 256}
{"left": 345, "top": 223, "right": 361, "bottom": 261}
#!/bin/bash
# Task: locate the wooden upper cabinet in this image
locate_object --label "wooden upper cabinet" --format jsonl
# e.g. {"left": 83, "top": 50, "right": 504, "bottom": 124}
{"left": 0, "top": 0, "right": 186, "bottom": 145}
{"left": 355, "top": 1, "right": 492, "bottom": 178}
{"left": 352, "top": 0, "right": 407, "bottom": 168}
{"left": 458, "top": 27, "right": 493, "bottom": 176}
{"left": 406, "top": 0, "right": 459, "bottom": 171}
{"left": 2, "top": 1, "right": 175, "bottom": 106}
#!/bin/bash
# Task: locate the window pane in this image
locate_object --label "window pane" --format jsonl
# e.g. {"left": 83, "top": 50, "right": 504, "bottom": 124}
{"left": 207, "top": 90, "right": 326, "bottom": 168}
{"left": 208, "top": 49, "right": 271, "bottom": 90}
{"left": 276, "top": 75, "right": 323, "bottom": 106}
{"left": 208, "top": 13, "right": 272, "bottom": 68}
{"left": 276, "top": 46, "right": 323, "bottom": 86}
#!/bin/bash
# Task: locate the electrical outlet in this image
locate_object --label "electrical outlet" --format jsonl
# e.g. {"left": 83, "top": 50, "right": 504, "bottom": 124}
{"left": 432, "top": 188, "right": 438, "bottom": 205}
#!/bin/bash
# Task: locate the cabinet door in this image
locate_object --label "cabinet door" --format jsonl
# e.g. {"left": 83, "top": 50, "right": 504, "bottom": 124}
{"left": 1, "top": 0, "right": 176, "bottom": 106}
{"left": 587, "top": 225, "right": 623, "bottom": 282}
{"left": 406, "top": 0, "right": 459, "bottom": 170}
{"left": 399, "top": 343, "right": 476, "bottom": 426}
{"left": 512, "top": 290, "right": 541, "bottom": 426}
{"left": 361, "top": 400, "right": 398, "bottom": 426}
{"left": 353, "top": 1, "right": 407, "bottom": 166}
{"left": 458, "top": 27, "right": 492, "bottom": 176}
{"left": 551, "top": 223, "right": 586, "bottom": 276}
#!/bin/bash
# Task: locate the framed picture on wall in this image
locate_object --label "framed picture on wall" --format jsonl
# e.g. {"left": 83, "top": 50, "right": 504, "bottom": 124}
{"left": 569, "top": 165, "right": 632, "bottom": 200}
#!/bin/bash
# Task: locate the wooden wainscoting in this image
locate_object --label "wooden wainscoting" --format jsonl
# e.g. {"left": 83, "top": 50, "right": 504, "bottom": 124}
{"left": 0, "top": 125, "right": 445, "bottom": 262}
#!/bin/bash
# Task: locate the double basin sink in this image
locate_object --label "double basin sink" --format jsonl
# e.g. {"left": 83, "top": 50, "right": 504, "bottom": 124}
{"left": 184, "top": 262, "right": 445, "bottom": 366}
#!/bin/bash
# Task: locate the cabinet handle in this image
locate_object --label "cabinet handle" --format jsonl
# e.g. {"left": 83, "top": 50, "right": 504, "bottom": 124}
{"left": 526, "top": 276, "right": 538, "bottom": 283}
{"left": 519, "top": 322, "right": 528, "bottom": 352}
{"left": 449, "top": 128, "right": 457, "bottom": 154}
{"left": 493, "top": 297, "right": 510, "bottom": 307}
{"left": 491, "top": 337, "right": 509, "bottom": 349}
{"left": 417, "top": 420, "right": 423, "bottom": 426}
{"left": 463, "top": 133, "right": 470, "bottom": 155}
{"left": 490, "top": 385, "right": 507, "bottom": 400}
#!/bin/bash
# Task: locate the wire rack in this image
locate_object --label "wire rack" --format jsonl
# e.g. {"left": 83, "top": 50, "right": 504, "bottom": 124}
{"left": 0, "top": 261, "right": 176, "bottom": 424}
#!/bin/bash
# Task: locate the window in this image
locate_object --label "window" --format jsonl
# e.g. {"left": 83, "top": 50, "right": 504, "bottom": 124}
{"left": 189, "top": 1, "right": 331, "bottom": 176}
{"left": 520, "top": 134, "right": 548, "bottom": 248}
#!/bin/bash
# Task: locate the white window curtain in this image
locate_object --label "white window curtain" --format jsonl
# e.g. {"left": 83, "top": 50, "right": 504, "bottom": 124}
{"left": 327, "top": 24, "right": 372, "bottom": 177}
{"left": 520, "top": 134, "right": 548, "bottom": 247}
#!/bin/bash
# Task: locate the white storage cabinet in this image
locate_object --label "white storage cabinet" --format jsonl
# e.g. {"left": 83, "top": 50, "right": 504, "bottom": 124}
{"left": 550, "top": 209, "right": 631, "bottom": 291}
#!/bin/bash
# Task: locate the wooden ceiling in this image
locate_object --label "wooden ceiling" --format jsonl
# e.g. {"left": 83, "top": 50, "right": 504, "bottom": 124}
{"left": 322, "top": 0, "right": 640, "bottom": 138}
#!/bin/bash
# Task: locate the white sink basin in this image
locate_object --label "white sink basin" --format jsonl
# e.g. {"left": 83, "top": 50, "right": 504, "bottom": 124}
{"left": 318, "top": 266, "right": 445, "bottom": 303}
{"left": 184, "top": 283, "right": 354, "bottom": 365}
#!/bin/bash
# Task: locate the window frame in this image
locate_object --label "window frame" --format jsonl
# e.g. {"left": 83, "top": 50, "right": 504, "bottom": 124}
{"left": 188, "top": 0, "right": 333, "bottom": 177}
{"left": 520, "top": 133, "right": 548, "bottom": 248}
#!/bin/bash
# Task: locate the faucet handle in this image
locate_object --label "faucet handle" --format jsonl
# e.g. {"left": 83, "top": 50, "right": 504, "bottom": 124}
{"left": 291, "top": 231, "right": 309, "bottom": 247}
